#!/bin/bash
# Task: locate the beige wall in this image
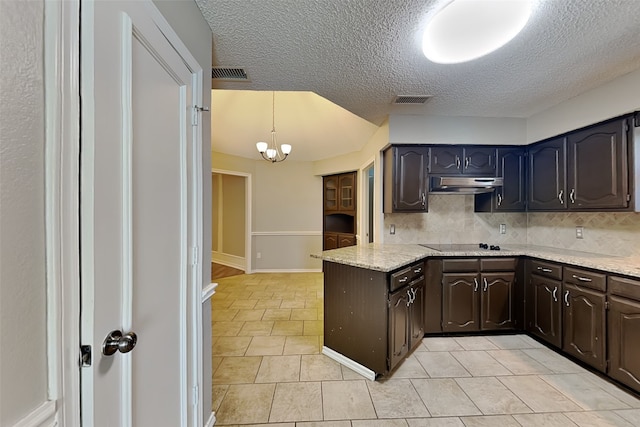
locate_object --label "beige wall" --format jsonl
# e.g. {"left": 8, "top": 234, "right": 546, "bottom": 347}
{"left": 0, "top": 1, "right": 48, "bottom": 425}
{"left": 212, "top": 173, "right": 220, "bottom": 251}
{"left": 221, "top": 174, "right": 246, "bottom": 257}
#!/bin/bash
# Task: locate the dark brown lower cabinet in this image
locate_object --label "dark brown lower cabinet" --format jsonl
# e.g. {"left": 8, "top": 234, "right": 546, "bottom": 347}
{"left": 388, "top": 289, "right": 409, "bottom": 369}
{"left": 441, "top": 260, "right": 516, "bottom": 332}
{"left": 324, "top": 232, "right": 355, "bottom": 250}
{"left": 442, "top": 273, "right": 478, "bottom": 332}
{"left": 527, "top": 274, "right": 562, "bottom": 348}
{"left": 482, "top": 272, "right": 515, "bottom": 330}
{"left": 562, "top": 283, "right": 606, "bottom": 372}
{"left": 608, "top": 276, "right": 640, "bottom": 393}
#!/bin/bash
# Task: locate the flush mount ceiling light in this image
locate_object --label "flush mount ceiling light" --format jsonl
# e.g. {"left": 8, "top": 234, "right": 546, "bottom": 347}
{"left": 422, "top": 0, "right": 533, "bottom": 64}
{"left": 256, "top": 91, "right": 292, "bottom": 163}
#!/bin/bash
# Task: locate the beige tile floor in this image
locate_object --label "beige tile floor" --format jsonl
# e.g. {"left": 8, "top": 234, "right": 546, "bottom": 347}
{"left": 212, "top": 272, "right": 640, "bottom": 426}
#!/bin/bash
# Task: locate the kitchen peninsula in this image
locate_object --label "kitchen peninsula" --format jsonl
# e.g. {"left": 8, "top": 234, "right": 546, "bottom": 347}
{"left": 316, "top": 243, "right": 640, "bottom": 395}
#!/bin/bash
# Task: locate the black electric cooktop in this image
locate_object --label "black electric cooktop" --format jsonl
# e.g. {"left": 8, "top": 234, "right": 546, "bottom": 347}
{"left": 420, "top": 243, "right": 505, "bottom": 251}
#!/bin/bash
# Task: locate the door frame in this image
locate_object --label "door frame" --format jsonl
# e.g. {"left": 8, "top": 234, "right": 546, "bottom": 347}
{"left": 44, "top": 0, "right": 81, "bottom": 425}
{"left": 212, "top": 168, "right": 253, "bottom": 273}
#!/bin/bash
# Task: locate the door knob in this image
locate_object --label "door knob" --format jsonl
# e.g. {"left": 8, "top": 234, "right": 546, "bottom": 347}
{"left": 102, "top": 330, "right": 138, "bottom": 356}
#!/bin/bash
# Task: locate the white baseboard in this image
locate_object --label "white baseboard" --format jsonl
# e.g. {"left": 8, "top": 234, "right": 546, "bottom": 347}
{"left": 12, "top": 401, "right": 57, "bottom": 427}
{"left": 211, "top": 251, "right": 245, "bottom": 270}
{"left": 322, "top": 346, "right": 376, "bottom": 381}
{"left": 252, "top": 268, "right": 322, "bottom": 273}
{"left": 204, "top": 411, "right": 216, "bottom": 427}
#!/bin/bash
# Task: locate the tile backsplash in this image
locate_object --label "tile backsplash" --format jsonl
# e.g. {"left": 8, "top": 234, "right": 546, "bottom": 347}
{"left": 383, "top": 195, "right": 640, "bottom": 256}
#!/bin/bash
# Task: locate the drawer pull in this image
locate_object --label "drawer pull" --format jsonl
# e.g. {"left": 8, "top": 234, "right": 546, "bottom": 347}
{"left": 399, "top": 277, "right": 408, "bottom": 283}
{"left": 571, "top": 274, "right": 592, "bottom": 282}
{"left": 414, "top": 267, "right": 422, "bottom": 274}
{"left": 537, "top": 267, "right": 553, "bottom": 273}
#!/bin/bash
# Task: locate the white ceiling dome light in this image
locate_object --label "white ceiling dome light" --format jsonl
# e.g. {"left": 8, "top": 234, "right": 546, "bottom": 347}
{"left": 422, "top": 0, "right": 533, "bottom": 64}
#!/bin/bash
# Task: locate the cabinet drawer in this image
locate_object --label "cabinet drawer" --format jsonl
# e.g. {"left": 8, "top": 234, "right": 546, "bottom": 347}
{"left": 529, "top": 259, "right": 562, "bottom": 280}
{"left": 442, "top": 258, "right": 479, "bottom": 273}
{"left": 564, "top": 267, "right": 606, "bottom": 292}
{"left": 609, "top": 276, "right": 640, "bottom": 301}
{"left": 390, "top": 261, "right": 424, "bottom": 292}
{"left": 480, "top": 257, "right": 517, "bottom": 272}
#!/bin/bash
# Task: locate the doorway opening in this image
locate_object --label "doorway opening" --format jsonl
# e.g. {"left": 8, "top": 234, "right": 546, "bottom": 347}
{"left": 362, "top": 161, "right": 375, "bottom": 243}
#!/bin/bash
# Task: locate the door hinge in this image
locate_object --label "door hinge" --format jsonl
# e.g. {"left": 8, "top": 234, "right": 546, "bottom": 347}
{"left": 192, "top": 105, "right": 210, "bottom": 126}
{"left": 605, "top": 301, "right": 610, "bottom": 310}
{"left": 192, "top": 385, "right": 199, "bottom": 405}
{"left": 627, "top": 194, "right": 631, "bottom": 202}
{"left": 80, "top": 345, "right": 92, "bottom": 367}
{"left": 191, "top": 246, "right": 199, "bottom": 266}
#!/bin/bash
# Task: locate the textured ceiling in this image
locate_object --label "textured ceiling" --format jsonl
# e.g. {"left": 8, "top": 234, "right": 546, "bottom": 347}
{"left": 197, "top": 0, "right": 640, "bottom": 160}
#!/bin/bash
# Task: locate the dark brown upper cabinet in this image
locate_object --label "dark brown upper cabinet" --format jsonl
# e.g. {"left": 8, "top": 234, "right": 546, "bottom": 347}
{"left": 383, "top": 146, "right": 429, "bottom": 213}
{"left": 527, "top": 137, "right": 567, "bottom": 210}
{"left": 527, "top": 116, "right": 632, "bottom": 211}
{"left": 324, "top": 172, "right": 356, "bottom": 213}
{"left": 475, "top": 147, "right": 527, "bottom": 212}
{"left": 566, "top": 118, "right": 629, "bottom": 209}
{"left": 430, "top": 146, "right": 496, "bottom": 175}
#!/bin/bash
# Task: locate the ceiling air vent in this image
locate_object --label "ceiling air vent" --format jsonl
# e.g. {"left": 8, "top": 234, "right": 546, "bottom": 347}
{"left": 393, "top": 95, "right": 432, "bottom": 105}
{"left": 212, "top": 67, "right": 249, "bottom": 81}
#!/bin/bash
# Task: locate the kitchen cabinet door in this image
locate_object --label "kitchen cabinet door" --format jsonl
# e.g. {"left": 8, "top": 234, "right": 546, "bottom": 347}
{"left": 567, "top": 118, "right": 629, "bottom": 209}
{"left": 527, "top": 274, "right": 562, "bottom": 348}
{"left": 527, "top": 137, "right": 567, "bottom": 211}
{"left": 481, "top": 272, "right": 515, "bottom": 330}
{"left": 384, "top": 146, "right": 429, "bottom": 212}
{"left": 388, "top": 289, "right": 410, "bottom": 370}
{"left": 442, "top": 273, "right": 479, "bottom": 332}
{"left": 337, "top": 233, "right": 356, "bottom": 248}
{"left": 339, "top": 172, "right": 356, "bottom": 211}
{"left": 324, "top": 233, "right": 338, "bottom": 250}
{"left": 409, "top": 281, "right": 425, "bottom": 351}
{"left": 608, "top": 295, "right": 640, "bottom": 392}
{"left": 464, "top": 146, "right": 497, "bottom": 175}
{"left": 495, "top": 147, "right": 526, "bottom": 211}
{"left": 430, "top": 146, "right": 462, "bottom": 174}
{"left": 562, "top": 283, "right": 606, "bottom": 372}
{"left": 323, "top": 175, "right": 339, "bottom": 211}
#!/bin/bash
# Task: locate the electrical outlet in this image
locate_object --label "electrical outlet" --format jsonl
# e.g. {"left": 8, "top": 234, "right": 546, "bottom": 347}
{"left": 576, "top": 226, "right": 584, "bottom": 239}
{"left": 390, "top": 224, "right": 396, "bottom": 235}
{"left": 257, "top": 252, "right": 262, "bottom": 259}
{"left": 500, "top": 224, "right": 506, "bottom": 234}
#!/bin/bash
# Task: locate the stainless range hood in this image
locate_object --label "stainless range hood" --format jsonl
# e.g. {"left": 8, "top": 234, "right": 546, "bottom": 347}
{"left": 429, "top": 176, "right": 503, "bottom": 194}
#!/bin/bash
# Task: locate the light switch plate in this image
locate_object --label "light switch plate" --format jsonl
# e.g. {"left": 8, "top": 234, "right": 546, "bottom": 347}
{"left": 390, "top": 224, "right": 396, "bottom": 235}
{"left": 500, "top": 224, "right": 506, "bottom": 234}
{"left": 576, "top": 226, "right": 584, "bottom": 239}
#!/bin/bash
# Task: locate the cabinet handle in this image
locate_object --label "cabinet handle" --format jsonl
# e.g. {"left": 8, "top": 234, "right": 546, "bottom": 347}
{"left": 399, "top": 277, "right": 408, "bottom": 283}
{"left": 414, "top": 267, "right": 422, "bottom": 274}
{"left": 455, "top": 156, "right": 461, "bottom": 169}
{"left": 564, "top": 290, "right": 570, "bottom": 307}
{"left": 571, "top": 274, "right": 592, "bottom": 282}
{"left": 569, "top": 188, "right": 575, "bottom": 204}
{"left": 483, "top": 277, "right": 488, "bottom": 292}
{"left": 421, "top": 193, "right": 426, "bottom": 208}
{"left": 558, "top": 189, "right": 564, "bottom": 205}
{"left": 537, "top": 266, "right": 553, "bottom": 273}
{"left": 497, "top": 193, "right": 503, "bottom": 207}
{"left": 474, "top": 278, "right": 479, "bottom": 292}
{"left": 411, "top": 288, "right": 417, "bottom": 303}
{"left": 552, "top": 287, "right": 558, "bottom": 302}
{"left": 465, "top": 157, "right": 470, "bottom": 169}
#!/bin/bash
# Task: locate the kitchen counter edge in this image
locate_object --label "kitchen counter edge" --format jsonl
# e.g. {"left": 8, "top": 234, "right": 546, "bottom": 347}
{"left": 312, "top": 243, "right": 640, "bottom": 278}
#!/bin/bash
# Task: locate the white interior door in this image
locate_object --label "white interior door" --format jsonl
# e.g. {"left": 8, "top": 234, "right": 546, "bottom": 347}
{"left": 80, "top": 1, "right": 201, "bottom": 426}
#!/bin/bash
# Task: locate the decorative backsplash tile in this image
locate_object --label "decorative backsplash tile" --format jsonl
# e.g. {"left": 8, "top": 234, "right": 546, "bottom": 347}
{"left": 383, "top": 195, "right": 640, "bottom": 256}
{"left": 527, "top": 211, "right": 640, "bottom": 256}
{"left": 383, "top": 195, "right": 528, "bottom": 245}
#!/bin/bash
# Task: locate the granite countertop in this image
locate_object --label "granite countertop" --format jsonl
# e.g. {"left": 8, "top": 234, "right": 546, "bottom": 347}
{"left": 313, "top": 243, "right": 640, "bottom": 278}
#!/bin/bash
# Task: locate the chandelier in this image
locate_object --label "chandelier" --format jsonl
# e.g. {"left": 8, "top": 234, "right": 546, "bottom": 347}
{"left": 256, "top": 91, "right": 292, "bottom": 162}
